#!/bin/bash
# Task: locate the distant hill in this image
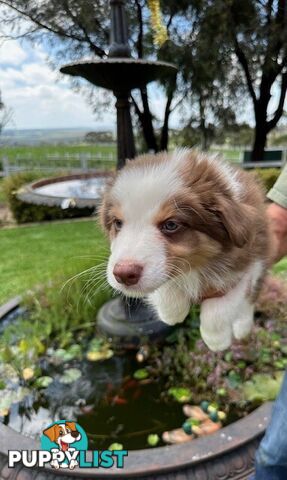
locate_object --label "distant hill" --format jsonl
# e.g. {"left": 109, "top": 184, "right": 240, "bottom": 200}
{"left": 0, "top": 128, "right": 115, "bottom": 147}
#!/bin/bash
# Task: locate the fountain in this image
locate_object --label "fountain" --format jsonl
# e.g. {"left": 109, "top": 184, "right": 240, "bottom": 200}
{"left": 60, "top": 0, "right": 178, "bottom": 345}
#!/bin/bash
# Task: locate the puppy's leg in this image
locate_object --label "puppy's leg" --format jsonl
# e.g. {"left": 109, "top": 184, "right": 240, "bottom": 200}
{"left": 232, "top": 300, "right": 254, "bottom": 340}
{"left": 232, "top": 261, "right": 264, "bottom": 340}
{"left": 148, "top": 281, "right": 190, "bottom": 326}
{"left": 200, "top": 297, "right": 233, "bottom": 352}
{"left": 200, "top": 262, "right": 263, "bottom": 351}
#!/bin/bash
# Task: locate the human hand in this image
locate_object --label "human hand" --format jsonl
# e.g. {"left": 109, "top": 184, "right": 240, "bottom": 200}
{"left": 267, "top": 203, "right": 287, "bottom": 264}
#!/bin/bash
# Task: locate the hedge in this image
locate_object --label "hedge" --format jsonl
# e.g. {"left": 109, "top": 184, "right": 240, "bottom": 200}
{"left": 3, "top": 172, "right": 95, "bottom": 224}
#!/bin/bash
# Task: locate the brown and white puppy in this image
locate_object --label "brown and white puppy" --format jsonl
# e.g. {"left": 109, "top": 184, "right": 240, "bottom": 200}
{"left": 100, "top": 149, "right": 269, "bottom": 351}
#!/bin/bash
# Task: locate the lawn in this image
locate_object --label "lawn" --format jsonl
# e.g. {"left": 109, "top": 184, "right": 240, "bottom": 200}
{"left": 1, "top": 144, "right": 116, "bottom": 160}
{"left": 0, "top": 220, "right": 108, "bottom": 304}
{"left": 0, "top": 144, "right": 117, "bottom": 172}
{"left": 0, "top": 218, "right": 286, "bottom": 305}
{"left": 0, "top": 179, "right": 5, "bottom": 204}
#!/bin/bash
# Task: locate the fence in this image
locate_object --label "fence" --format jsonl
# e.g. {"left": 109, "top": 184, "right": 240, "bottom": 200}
{"left": 1, "top": 152, "right": 116, "bottom": 177}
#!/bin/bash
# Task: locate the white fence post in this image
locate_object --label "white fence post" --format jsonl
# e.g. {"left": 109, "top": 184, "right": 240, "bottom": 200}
{"left": 2, "top": 156, "right": 9, "bottom": 176}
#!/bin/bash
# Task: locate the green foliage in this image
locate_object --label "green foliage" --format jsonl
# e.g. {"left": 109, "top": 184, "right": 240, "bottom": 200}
{"left": 3, "top": 172, "right": 95, "bottom": 224}
{"left": 0, "top": 272, "right": 112, "bottom": 413}
{"left": 253, "top": 168, "right": 280, "bottom": 192}
{"left": 148, "top": 277, "right": 287, "bottom": 413}
{"left": 242, "top": 372, "right": 284, "bottom": 402}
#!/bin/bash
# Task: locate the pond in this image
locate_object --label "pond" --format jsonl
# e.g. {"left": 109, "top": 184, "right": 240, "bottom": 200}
{"left": 1, "top": 276, "right": 286, "bottom": 452}
{"left": 0, "top": 307, "right": 185, "bottom": 451}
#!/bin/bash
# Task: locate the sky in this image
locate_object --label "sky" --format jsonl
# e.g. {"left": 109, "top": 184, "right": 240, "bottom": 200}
{"left": 0, "top": 36, "right": 177, "bottom": 132}
{"left": 0, "top": 22, "right": 284, "bottom": 133}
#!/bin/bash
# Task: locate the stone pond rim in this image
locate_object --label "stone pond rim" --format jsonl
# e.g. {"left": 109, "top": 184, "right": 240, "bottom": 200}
{"left": 0, "top": 297, "right": 272, "bottom": 479}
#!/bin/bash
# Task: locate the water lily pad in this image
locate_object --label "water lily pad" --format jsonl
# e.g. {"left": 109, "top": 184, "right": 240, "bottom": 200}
{"left": 0, "top": 364, "right": 18, "bottom": 383}
{"left": 168, "top": 387, "right": 192, "bottom": 403}
{"left": 147, "top": 434, "right": 160, "bottom": 447}
{"left": 51, "top": 346, "right": 81, "bottom": 363}
{"left": 35, "top": 376, "right": 53, "bottom": 388}
{"left": 0, "top": 387, "right": 30, "bottom": 413}
{"left": 108, "top": 443, "right": 123, "bottom": 451}
{"left": 59, "top": 368, "right": 82, "bottom": 384}
{"left": 133, "top": 368, "right": 149, "bottom": 380}
{"left": 86, "top": 349, "right": 113, "bottom": 362}
{"left": 242, "top": 371, "right": 284, "bottom": 402}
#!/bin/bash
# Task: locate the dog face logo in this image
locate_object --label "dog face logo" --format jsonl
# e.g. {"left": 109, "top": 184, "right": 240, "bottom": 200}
{"left": 41, "top": 420, "right": 86, "bottom": 470}
{"left": 43, "top": 421, "right": 81, "bottom": 452}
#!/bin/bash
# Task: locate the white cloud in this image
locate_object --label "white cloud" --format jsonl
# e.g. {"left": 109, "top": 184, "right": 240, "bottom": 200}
{"left": 0, "top": 39, "right": 27, "bottom": 65}
{"left": 0, "top": 38, "right": 174, "bottom": 131}
{"left": 0, "top": 39, "right": 115, "bottom": 130}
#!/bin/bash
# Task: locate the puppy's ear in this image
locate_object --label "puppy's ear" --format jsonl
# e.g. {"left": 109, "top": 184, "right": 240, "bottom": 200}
{"left": 98, "top": 177, "right": 115, "bottom": 233}
{"left": 43, "top": 424, "right": 58, "bottom": 443}
{"left": 214, "top": 196, "right": 257, "bottom": 248}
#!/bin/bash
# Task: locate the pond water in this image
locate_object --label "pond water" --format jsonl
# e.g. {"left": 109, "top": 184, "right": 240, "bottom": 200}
{"left": 34, "top": 177, "right": 107, "bottom": 200}
{"left": 0, "top": 309, "right": 184, "bottom": 451}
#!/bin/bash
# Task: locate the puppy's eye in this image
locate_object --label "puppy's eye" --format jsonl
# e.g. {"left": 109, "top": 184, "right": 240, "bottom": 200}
{"left": 66, "top": 428, "right": 71, "bottom": 433}
{"left": 59, "top": 430, "right": 64, "bottom": 436}
{"left": 113, "top": 218, "right": 123, "bottom": 231}
{"left": 161, "top": 220, "right": 181, "bottom": 234}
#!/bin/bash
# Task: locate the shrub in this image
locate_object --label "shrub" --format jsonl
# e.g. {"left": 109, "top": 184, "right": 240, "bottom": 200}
{"left": 3, "top": 172, "right": 95, "bottom": 223}
{"left": 253, "top": 168, "right": 280, "bottom": 192}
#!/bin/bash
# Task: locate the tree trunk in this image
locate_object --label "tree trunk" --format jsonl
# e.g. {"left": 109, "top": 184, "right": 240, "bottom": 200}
{"left": 160, "top": 94, "right": 173, "bottom": 151}
{"left": 251, "top": 121, "right": 267, "bottom": 162}
{"left": 141, "top": 88, "right": 159, "bottom": 152}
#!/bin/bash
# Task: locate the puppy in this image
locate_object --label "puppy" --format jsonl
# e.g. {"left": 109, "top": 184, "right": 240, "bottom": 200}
{"left": 100, "top": 149, "right": 269, "bottom": 352}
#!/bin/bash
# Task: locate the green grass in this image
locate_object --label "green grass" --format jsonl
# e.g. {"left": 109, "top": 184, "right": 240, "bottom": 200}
{"left": 0, "top": 179, "right": 5, "bottom": 204}
{"left": 1, "top": 144, "right": 116, "bottom": 159}
{"left": 274, "top": 257, "right": 287, "bottom": 276}
{"left": 0, "top": 220, "right": 108, "bottom": 304}
{"left": 210, "top": 147, "right": 242, "bottom": 162}
{"left": 0, "top": 144, "right": 117, "bottom": 171}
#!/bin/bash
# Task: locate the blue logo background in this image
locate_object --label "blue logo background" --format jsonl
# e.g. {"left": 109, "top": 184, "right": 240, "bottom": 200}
{"left": 40, "top": 420, "right": 88, "bottom": 452}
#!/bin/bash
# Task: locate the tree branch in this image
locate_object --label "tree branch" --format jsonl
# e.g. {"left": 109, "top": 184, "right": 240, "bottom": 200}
{"left": 0, "top": 0, "right": 106, "bottom": 57}
{"left": 234, "top": 36, "right": 257, "bottom": 107}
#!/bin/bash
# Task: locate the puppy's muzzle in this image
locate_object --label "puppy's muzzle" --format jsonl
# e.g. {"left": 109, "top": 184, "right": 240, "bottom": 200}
{"left": 113, "top": 262, "right": 143, "bottom": 286}
{"left": 71, "top": 430, "right": 80, "bottom": 439}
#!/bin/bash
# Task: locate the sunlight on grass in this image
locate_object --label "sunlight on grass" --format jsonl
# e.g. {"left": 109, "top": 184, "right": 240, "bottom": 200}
{"left": 0, "top": 220, "right": 109, "bottom": 304}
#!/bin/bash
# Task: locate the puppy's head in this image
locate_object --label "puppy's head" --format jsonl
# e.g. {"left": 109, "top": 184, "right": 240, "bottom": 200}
{"left": 100, "top": 149, "right": 256, "bottom": 297}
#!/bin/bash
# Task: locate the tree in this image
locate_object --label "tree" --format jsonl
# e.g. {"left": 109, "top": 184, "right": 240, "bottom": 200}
{"left": 191, "top": 0, "right": 287, "bottom": 160}
{"left": 2, "top": 1, "right": 285, "bottom": 159}
{"left": 0, "top": 0, "right": 182, "bottom": 151}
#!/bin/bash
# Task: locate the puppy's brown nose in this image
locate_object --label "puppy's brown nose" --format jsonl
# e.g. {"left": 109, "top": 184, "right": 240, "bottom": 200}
{"left": 113, "top": 262, "right": 143, "bottom": 286}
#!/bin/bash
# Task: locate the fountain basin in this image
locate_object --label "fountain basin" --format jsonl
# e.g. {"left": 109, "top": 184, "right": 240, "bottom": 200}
{"left": 17, "top": 172, "right": 112, "bottom": 210}
{"left": 0, "top": 297, "right": 271, "bottom": 479}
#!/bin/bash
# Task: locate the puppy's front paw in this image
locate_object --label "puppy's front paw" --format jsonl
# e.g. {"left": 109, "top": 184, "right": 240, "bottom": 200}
{"left": 200, "top": 298, "right": 232, "bottom": 352}
{"left": 157, "top": 309, "right": 188, "bottom": 326}
{"left": 148, "top": 283, "right": 190, "bottom": 326}
{"left": 200, "top": 326, "right": 232, "bottom": 352}
{"left": 232, "top": 302, "right": 254, "bottom": 340}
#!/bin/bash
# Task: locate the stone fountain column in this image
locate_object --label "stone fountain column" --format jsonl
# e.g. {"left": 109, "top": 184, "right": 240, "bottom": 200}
{"left": 60, "top": 0, "right": 177, "bottom": 346}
